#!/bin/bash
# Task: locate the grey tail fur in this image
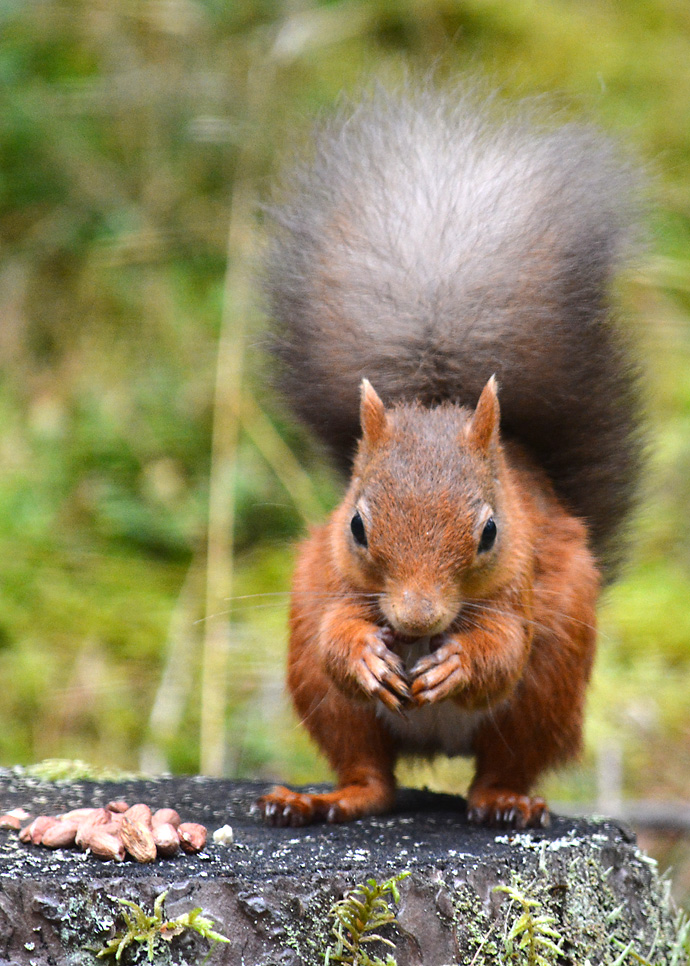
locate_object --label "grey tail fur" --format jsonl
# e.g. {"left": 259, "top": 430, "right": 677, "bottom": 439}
{"left": 262, "top": 82, "right": 643, "bottom": 578}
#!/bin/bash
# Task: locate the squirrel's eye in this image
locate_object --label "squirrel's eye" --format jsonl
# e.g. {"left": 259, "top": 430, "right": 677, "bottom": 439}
{"left": 478, "top": 517, "right": 497, "bottom": 553}
{"left": 350, "top": 511, "right": 368, "bottom": 548}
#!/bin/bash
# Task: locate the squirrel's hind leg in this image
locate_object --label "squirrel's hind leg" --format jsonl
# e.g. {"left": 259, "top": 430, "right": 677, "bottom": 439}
{"left": 257, "top": 656, "right": 398, "bottom": 826}
{"left": 257, "top": 719, "right": 397, "bottom": 826}
{"left": 466, "top": 519, "right": 598, "bottom": 831}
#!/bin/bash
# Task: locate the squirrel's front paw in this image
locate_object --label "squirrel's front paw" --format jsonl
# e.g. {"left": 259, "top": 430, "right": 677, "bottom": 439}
{"left": 353, "top": 633, "right": 412, "bottom": 712}
{"left": 409, "top": 637, "right": 470, "bottom": 705}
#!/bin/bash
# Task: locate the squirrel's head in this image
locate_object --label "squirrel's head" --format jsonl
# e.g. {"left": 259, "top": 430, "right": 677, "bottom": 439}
{"left": 337, "top": 377, "right": 511, "bottom": 639}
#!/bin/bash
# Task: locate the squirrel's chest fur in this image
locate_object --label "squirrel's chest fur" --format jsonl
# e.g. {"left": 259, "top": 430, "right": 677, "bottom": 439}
{"left": 377, "top": 637, "right": 488, "bottom": 756}
{"left": 376, "top": 700, "right": 487, "bottom": 756}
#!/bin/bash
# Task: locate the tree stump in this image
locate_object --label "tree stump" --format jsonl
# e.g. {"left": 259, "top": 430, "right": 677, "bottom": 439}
{"left": 0, "top": 770, "right": 683, "bottom": 965}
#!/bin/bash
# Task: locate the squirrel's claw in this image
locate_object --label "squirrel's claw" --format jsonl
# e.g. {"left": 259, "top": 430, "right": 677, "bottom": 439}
{"left": 355, "top": 637, "right": 412, "bottom": 712}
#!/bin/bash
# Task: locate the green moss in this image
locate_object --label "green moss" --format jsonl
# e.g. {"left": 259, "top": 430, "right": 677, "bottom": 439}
{"left": 95, "top": 891, "right": 229, "bottom": 963}
{"left": 440, "top": 833, "right": 686, "bottom": 965}
{"left": 324, "top": 873, "right": 409, "bottom": 966}
{"left": 452, "top": 884, "right": 497, "bottom": 965}
{"left": 18, "top": 758, "right": 139, "bottom": 783}
{"left": 495, "top": 881, "right": 564, "bottom": 965}
{"left": 39, "top": 886, "right": 227, "bottom": 966}
{"left": 280, "top": 887, "right": 334, "bottom": 965}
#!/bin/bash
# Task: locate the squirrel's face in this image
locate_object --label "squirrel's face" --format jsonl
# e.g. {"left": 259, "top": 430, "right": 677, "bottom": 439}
{"left": 336, "top": 379, "right": 509, "bottom": 639}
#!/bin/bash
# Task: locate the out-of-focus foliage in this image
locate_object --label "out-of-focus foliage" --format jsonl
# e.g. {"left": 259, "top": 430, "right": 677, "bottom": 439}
{"left": 1, "top": 0, "right": 690, "bottom": 889}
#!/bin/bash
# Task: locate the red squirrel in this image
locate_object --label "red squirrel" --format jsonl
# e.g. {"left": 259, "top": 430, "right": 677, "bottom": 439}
{"left": 257, "top": 83, "right": 642, "bottom": 830}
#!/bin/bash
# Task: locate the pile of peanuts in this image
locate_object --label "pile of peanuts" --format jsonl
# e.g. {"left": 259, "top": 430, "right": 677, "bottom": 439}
{"left": 0, "top": 802, "right": 207, "bottom": 862}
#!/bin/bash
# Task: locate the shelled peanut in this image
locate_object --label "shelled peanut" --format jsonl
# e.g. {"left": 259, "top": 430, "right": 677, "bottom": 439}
{"left": 9, "top": 802, "right": 207, "bottom": 862}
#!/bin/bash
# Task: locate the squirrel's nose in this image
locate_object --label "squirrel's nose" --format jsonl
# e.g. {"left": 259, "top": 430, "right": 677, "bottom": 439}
{"left": 386, "top": 588, "right": 451, "bottom": 638}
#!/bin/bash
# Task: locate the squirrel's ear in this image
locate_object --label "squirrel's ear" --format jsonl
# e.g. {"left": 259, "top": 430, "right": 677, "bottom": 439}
{"left": 466, "top": 375, "right": 500, "bottom": 456}
{"left": 359, "top": 378, "right": 388, "bottom": 449}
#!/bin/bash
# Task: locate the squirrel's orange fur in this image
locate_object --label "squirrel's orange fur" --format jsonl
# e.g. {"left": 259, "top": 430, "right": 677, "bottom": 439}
{"left": 259, "top": 380, "right": 599, "bottom": 828}
{"left": 257, "top": 85, "right": 640, "bottom": 829}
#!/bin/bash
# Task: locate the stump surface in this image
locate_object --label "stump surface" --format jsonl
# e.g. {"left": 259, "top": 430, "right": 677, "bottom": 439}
{"left": 0, "top": 770, "right": 682, "bottom": 965}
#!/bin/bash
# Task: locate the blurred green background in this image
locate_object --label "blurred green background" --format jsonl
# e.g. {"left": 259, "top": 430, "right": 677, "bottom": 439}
{"left": 1, "top": 0, "right": 690, "bottom": 896}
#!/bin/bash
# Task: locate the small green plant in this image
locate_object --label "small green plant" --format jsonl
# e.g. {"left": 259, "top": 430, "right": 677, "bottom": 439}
{"left": 96, "top": 890, "right": 230, "bottom": 963}
{"left": 609, "top": 940, "right": 655, "bottom": 966}
{"left": 324, "top": 871, "right": 410, "bottom": 966}
{"left": 609, "top": 914, "right": 690, "bottom": 966}
{"left": 670, "top": 913, "right": 690, "bottom": 966}
{"left": 494, "top": 882, "right": 564, "bottom": 966}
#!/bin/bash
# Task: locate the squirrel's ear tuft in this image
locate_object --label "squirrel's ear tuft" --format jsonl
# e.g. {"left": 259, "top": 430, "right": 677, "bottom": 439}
{"left": 360, "top": 379, "right": 388, "bottom": 448}
{"left": 467, "top": 375, "right": 500, "bottom": 456}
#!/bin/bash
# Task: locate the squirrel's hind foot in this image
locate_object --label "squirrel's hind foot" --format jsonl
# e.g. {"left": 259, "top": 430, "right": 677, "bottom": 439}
{"left": 256, "top": 781, "right": 395, "bottom": 826}
{"left": 256, "top": 786, "right": 317, "bottom": 827}
{"left": 466, "top": 790, "right": 550, "bottom": 830}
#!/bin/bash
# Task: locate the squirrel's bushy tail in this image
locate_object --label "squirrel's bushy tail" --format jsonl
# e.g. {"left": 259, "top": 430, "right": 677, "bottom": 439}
{"left": 263, "top": 82, "right": 643, "bottom": 576}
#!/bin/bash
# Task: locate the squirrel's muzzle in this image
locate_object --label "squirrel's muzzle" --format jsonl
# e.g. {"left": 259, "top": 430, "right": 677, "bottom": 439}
{"left": 383, "top": 587, "right": 455, "bottom": 639}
